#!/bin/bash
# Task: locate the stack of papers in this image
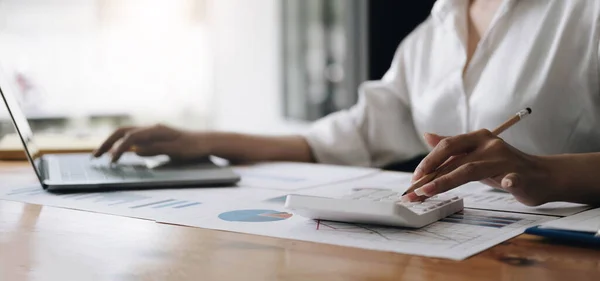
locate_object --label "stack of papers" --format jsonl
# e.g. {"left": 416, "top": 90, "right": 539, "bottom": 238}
{"left": 539, "top": 208, "right": 600, "bottom": 233}
{"left": 448, "top": 183, "right": 591, "bottom": 216}
{"left": 294, "top": 172, "right": 593, "bottom": 216}
{"left": 232, "top": 162, "right": 378, "bottom": 190}
{"left": 0, "top": 162, "right": 592, "bottom": 260}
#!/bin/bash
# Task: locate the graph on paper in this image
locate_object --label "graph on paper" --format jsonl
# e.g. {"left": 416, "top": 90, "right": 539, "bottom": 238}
{"left": 1, "top": 187, "right": 202, "bottom": 214}
{"left": 311, "top": 220, "right": 478, "bottom": 245}
{"left": 440, "top": 212, "right": 522, "bottom": 228}
{"left": 297, "top": 209, "right": 539, "bottom": 248}
{"left": 448, "top": 183, "right": 592, "bottom": 216}
{"left": 264, "top": 195, "right": 289, "bottom": 204}
{"left": 6, "top": 186, "right": 46, "bottom": 196}
{"left": 218, "top": 209, "right": 293, "bottom": 222}
{"left": 0, "top": 184, "right": 557, "bottom": 260}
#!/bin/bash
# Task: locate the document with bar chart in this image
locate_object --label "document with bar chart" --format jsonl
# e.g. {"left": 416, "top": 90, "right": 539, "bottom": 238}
{"left": 156, "top": 201, "right": 555, "bottom": 260}
{"left": 0, "top": 182, "right": 288, "bottom": 221}
{"left": 0, "top": 185, "right": 204, "bottom": 220}
{"left": 0, "top": 168, "right": 559, "bottom": 260}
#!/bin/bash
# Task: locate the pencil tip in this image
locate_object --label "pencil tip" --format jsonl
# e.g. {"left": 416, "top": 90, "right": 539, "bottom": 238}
{"left": 526, "top": 108, "right": 532, "bottom": 114}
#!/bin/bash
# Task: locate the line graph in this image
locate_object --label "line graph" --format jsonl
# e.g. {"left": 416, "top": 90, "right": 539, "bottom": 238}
{"left": 441, "top": 212, "right": 522, "bottom": 228}
{"left": 306, "top": 211, "right": 530, "bottom": 246}
{"left": 6, "top": 187, "right": 45, "bottom": 196}
{"left": 2, "top": 187, "right": 202, "bottom": 211}
{"left": 312, "top": 220, "right": 476, "bottom": 245}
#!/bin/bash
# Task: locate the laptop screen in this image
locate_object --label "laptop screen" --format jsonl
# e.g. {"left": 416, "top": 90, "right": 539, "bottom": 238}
{"left": 0, "top": 81, "right": 44, "bottom": 181}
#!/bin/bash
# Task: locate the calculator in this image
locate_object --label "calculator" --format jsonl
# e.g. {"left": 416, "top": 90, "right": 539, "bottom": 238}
{"left": 285, "top": 189, "right": 464, "bottom": 228}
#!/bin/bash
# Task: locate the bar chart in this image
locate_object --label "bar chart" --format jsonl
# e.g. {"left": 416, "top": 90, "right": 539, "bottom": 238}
{"left": 2, "top": 187, "right": 203, "bottom": 214}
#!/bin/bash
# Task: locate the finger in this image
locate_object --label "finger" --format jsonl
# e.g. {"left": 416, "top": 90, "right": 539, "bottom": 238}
{"left": 405, "top": 152, "right": 485, "bottom": 201}
{"left": 93, "top": 127, "right": 137, "bottom": 157}
{"left": 110, "top": 128, "right": 162, "bottom": 163}
{"left": 413, "top": 160, "right": 505, "bottom": 197}
{"left": 423, "top": 133, "right": 447, "bottom": 148}
{"left": 401, "top": 192, "right": 428, "bottom": 202}
{"left": 412, "top": 133, "right": 448, "bottom": 182}
{"left": 500, "top": 173, "right": 532, "bottom": 202}
{"left": 500, "top": 173, "right": 543, "bottom": 206}
{"left": 501, "top": 173, "right": 520, "bottom": 190}
{"left": 134, "top": 142, "right": 176, "bottom": 157}
{"left": 414, "top": 129, "right": 495, "bottom": 179}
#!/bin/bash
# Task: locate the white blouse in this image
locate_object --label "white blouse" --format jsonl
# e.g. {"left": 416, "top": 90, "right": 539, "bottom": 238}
{"left": 304, "top": 0, "right": 600, "bottom": 168}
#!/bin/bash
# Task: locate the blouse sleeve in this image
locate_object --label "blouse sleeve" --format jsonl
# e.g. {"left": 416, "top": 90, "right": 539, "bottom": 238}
{"left": 303, "top": 44, "right": 428, "bottom": 167}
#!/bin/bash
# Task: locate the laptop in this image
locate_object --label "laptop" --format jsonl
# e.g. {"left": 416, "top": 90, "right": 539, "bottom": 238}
{"left": 0, "top": 85, "right": 240, "bottom": 192}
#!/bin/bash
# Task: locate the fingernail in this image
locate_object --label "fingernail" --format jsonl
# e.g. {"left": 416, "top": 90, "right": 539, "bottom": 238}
{"left": 502, "top": 178, "right": 513, "bottom": 188}
{"left": 416, "top": 183, "right": 435, "bottom": 196}
{"left": 414, "top": 188, "right": 426, "bottom": 196}
{"left": 400, "top": 196, "right": 411, "bottom": 203}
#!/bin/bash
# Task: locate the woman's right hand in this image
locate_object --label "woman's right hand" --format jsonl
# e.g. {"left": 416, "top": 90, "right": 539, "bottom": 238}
{"left": 93, "top": 124, "right": 210, "bottom": 163}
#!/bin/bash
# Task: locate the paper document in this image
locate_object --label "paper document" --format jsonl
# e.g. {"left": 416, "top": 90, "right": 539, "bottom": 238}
{"left": 0, "top": 175, "right": 555, "bottom": 260}
{"left": 289, "top": 172, "right": 591, "bottom": 217}
{"left": 233, "top": 162, "right": 378, "bottom": 191}
{"left": 0, "top": 185, "right": 201, "bottom": 220}
{"left": 0, "top": 184, "right": 286, "bottom": 220}
{"left": 448, "top": 183, "right": 592, "bottom": 216}
{"left": 539, "top": 208, "right": 600, "bottom": 233}
{"left": 0, "top": 165, "right": 564, "bottom": 260}
{"left": 157, "top": 201, "right": 554, "bottom": 260}
{"left": 286, "top": 171, "right": 412, "bottom": 198}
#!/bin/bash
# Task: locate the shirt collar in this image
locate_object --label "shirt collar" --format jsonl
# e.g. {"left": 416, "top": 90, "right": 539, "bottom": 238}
{"left": 432, "top": 0, "right": 468, "bottom": 26}
{"left": 432, "top": 0, "right": 518, "bottom": 27}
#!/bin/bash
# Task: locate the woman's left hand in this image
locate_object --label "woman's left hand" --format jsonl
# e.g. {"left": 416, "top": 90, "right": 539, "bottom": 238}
{"left": 403, "top": 129, "right": 555, "bottom": 206}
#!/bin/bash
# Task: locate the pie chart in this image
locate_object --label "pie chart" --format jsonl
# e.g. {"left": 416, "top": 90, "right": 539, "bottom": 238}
{"left": 218, "top": 209, "right": 293, "bottom": 222}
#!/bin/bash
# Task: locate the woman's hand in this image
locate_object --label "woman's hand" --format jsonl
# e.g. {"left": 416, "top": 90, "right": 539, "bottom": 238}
{"left": 403, "top": 129, "right": 557, "bottom": 206}
{"left": 93, "top": 124, "right": 210, "bottom": 163}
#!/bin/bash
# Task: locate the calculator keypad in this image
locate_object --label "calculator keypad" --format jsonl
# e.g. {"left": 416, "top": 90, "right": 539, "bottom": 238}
{"left": 341, "top": 190, "right": 460, "bottom": 214}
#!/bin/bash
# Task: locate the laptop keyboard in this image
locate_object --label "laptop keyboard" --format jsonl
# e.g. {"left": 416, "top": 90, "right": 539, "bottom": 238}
{"left": 57, "top": 156, "right": 155, "bottom": 181}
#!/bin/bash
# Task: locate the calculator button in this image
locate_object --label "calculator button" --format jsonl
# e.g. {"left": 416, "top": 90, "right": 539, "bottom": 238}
{"left": 410, "top": 206, "right": 428, "bottom": 211}
{"left": 405, "top": 202, "right": 421, "bottom": 207}
{"left": 425, "top": 199, "right": 445, "bottom": 206}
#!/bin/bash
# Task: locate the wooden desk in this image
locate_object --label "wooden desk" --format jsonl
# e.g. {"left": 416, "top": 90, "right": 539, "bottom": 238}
{"left": 1, "top": 162, "right": 599, "bottom": 281}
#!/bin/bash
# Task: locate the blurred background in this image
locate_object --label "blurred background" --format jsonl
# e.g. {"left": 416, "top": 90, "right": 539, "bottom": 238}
{"left": 0, "top": 0, "right": 433, "bottom": 145}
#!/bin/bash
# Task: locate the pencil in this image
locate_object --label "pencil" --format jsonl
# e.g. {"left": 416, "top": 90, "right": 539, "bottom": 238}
{"left": 402, "top": 108, "right": 532, "bottom": 197}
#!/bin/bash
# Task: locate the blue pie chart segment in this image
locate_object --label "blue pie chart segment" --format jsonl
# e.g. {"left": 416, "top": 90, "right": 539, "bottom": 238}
{"left": 218, "top": 209, "right": 293, "bottom": 222}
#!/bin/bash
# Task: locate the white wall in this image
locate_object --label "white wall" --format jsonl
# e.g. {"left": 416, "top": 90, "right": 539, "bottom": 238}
{"left": 209, "top": 0, "right": 308, "bottom": 134}
{"left": 0, "top": 0, "right": 212, "bottom": 129}
{"left": 0, "top": 0, "right": 308, "bottom": 135}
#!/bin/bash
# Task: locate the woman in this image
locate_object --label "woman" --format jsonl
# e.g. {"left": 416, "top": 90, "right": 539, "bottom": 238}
{"left": 94, "top": 0, "right": 600, "bottom": 206}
